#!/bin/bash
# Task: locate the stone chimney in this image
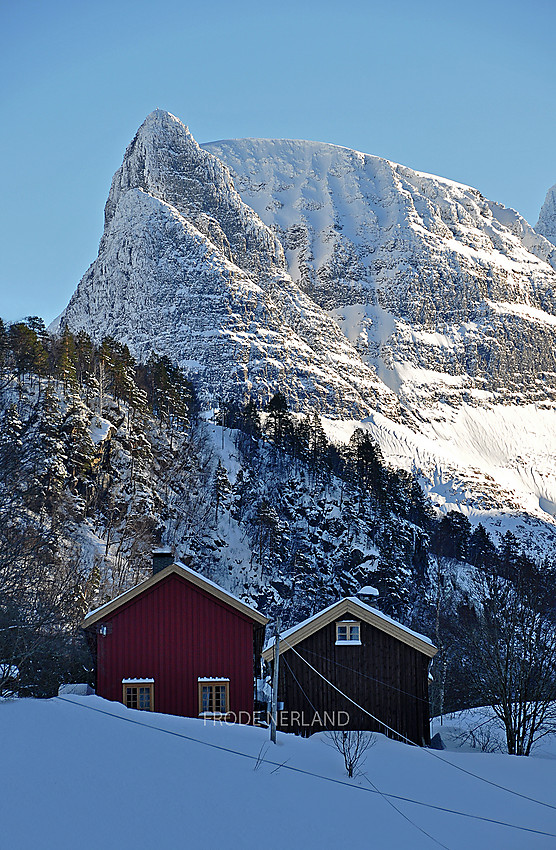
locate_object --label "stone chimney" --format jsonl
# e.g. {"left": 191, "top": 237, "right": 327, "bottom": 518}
{"left": 152, "top": 547, "right": 174, "bottom": 574}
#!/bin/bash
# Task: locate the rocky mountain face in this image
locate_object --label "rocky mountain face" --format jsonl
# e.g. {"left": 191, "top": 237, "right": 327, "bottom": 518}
{"left": 57, "top": 111, "right": 397, "bottom": 420}
{"left": 205, "top": 138, "right": 556, "bottom": 408}
{"left": 54, "top": 111, "right": 556, "bottom": 554}
{"left": 536, "top": 183, "right": 556, "bottom": 246}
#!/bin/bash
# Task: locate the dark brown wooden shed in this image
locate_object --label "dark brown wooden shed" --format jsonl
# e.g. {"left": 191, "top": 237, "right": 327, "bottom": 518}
{"left": 262, "top": 597, "right": 437, "bottom": 744}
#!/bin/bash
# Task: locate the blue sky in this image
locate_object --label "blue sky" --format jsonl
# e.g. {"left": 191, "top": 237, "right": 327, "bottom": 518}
{"left": 1, "top": 0, "right": 555, "bottom": 324}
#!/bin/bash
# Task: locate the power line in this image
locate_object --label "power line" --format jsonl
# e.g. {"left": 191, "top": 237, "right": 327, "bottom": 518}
{"left": 282, "top": 639, "right": 410, "bottom": 742}
{"left": 362, "top": 773, "right": 452, "bottom": 850}
{"left": 298, "top": 642, "right": 430, "bottom": 703}
{"left": 55, "top": 697, "right": 556, "bottom": 840}
{"left": 282, "top": 653, "right": 320, "bottom": 715}
{"left": 284, "top": 654, "right": 452, "bottom": 848}
{"left": 281, "top": 640, "right": 556, "bottom": 814}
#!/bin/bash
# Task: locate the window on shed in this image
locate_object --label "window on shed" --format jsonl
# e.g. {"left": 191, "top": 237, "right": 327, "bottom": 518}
{"left": 122, "top": 680, "right": 154, "bottom": 711}
{"left": 198, "top": 680, "right": 230, "bottom": 715}
{"left": 336, "top": 621, "right": 361, "bottom": 644}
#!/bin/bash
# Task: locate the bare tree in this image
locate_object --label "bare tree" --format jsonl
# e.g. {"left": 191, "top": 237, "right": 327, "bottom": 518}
{"left": 326, "top": 730, "right": 376, "bottom": 777}
{"left": 467, "top": 566, "right": 556, "bottom": 756}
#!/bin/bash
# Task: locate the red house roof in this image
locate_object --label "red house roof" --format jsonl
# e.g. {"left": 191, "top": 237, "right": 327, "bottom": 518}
{"left": 82, "top": 561, "right": 268, "bottom": 628}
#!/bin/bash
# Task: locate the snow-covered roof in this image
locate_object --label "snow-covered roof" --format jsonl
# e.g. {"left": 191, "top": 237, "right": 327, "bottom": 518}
{"left": 82, "top": 562, "right": 268, "bottom": 627}
{"left": 263, "top": 597, "right": 436, "bottom": 661}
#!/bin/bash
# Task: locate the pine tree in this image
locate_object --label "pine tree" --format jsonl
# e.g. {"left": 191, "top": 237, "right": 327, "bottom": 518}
{"left": 212, "top": 460, "right": 232, "bottom": 523}
{"left": 62, "top": 397, "right": 95, "bottom": 482}
{"left": 468, "top": 523, "right": 498, "bottom": 571}
{"left": 57, "top": 328, "right": 78, "bottom": 396}
{"left": 265, "top": 393, "right": 291, "bottom": 445}
{"left": 0, "top": 403, "right": 23, "bottom": 480}
{"left": 254, "top": 498, "right": 281, "bottom": 566}
{"left": 345, "top": 428, "right": 384, "bottom": 495}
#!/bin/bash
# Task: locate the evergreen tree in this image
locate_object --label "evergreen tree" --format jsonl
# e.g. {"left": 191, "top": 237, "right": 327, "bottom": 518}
{"left": 345, "top": 428, "right": 384, "bottom": 494}
{"left": 265, "top": 393, "right": 291, "bottom": 445}
{"left": 57, "top": 328, "right": 79, "bottom": 396}
{"left": 62, "top": 398, "right": 95, "bottom": 482}
{"left": 468, "top": 523, "right": 498, "bottom": 571}
{"left": 254, "top": 498, "right": 281, "bottom": 566}
{"left": 434, "top": 511, "right": 471, "bottom": 560}
{"left": 0, "top": 317, "right": 8, "bottom": 374}
{"left": 212, "top": 460, "right": 232, "bottom": 523}
{"left": 0, "top": 403, "right": 23, "bottom": 479}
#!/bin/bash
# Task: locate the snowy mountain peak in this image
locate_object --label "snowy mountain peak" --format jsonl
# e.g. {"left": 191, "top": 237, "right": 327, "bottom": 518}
{"left": 206, "top": 137, "right": 556, "bottom": 406}
{"left": 56, "top": 114, "right": 399, "bottom": 417}
{"left": 536, "top": 182, "right": 556, "bottom": 246}
{"left": 103, "top": 109, "right": 286, "bottom": 276}
{"left": 45, "top": 110, "right": 556, "bottom": 564}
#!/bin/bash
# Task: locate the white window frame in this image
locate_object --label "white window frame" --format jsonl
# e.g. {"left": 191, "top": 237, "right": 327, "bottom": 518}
{"left": 335, "top": 621, "right": 361, "bottom": 645}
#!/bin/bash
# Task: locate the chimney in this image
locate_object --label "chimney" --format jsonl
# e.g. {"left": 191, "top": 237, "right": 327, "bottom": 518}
{"left": 357, "top": 585, "right": 379, "bottom": 605}
{"left": 152, "top": 547, "right": 174, "bottom": 574}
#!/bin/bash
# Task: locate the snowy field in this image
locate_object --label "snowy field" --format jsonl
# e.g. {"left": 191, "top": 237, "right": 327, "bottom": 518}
{"left": 1, "top": 696, "right": 556, "bottom": 849}
{"left": 432, "top": 707, "right": 556, "bottom": 759}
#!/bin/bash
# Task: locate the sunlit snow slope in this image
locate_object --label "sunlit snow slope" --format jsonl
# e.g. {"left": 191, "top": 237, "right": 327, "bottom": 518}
{"left": 55, "top": 111, "right": 397, "bottom": 419}
{"left": 206, "top": 138, "right": 556, "bottom": 407}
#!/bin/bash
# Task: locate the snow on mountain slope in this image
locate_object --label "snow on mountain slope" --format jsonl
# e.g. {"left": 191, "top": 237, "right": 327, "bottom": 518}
{"left": 205, "top": 138, "right": 556, "bottom": 407}
{"left": 56, "top": 111, "right": 397, "bottom": 417}
{"left": 322, "top": 402, "right": 556, "bottom": 556}
{"left": 54, "top": 112, "right": 556, "bottom": 553}
{"left": 537, "top": 182, "right": 556, "bottom": 246}
{"left": 2, "top": 696, "right": 556, "bottom": 850}
{"left": 203, "top": 135, "right": 556, "bottom": 551}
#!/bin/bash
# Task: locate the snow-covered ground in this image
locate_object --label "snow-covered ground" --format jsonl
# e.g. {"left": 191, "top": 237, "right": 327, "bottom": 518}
{"left": 2, "top": 696, "right": 556, "bottom": 849}
{"left": 432, "top": 707, "right": 556, "bottom": 759}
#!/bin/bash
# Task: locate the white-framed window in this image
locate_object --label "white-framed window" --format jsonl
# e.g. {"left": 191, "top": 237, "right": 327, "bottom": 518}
{"left": 335, "top": 621, "right": 361, "bottom": 645}
{"left": 122, "top": 678, "right": 154, "bottom": 711}
{"left": 198, "top": 678, "right": 230, "bottom": 716}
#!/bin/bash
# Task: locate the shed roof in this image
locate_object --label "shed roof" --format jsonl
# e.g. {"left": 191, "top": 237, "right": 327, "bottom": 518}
{"left": 262, "top": 597, "right": 436, "bottom": 661}
{"left": 82, "top": 562, "right": 269, "bottom": 628}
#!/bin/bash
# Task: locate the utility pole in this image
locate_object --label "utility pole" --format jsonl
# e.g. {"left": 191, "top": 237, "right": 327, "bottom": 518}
{"left": 270, "top": 616, "right": 281, "bottom": 744}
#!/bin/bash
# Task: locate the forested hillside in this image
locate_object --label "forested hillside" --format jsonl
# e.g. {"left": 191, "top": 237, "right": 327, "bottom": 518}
{"left": 1, "top": 316, "right": 555, "bottom": 745}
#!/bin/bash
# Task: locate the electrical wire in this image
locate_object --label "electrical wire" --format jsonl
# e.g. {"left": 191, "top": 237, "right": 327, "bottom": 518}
{"left": 281, "top": 640, "right": 556, "bottom": 814}
{"left": 281, "top": 639, "right": 411, "bottom": 741}
{"left": 283, "top": 655, "right": 452, "bottom": 848}
{"left": 298, "top": 642, "right": 430, "bottom": 703}
{"left": 282, "top": 654, "right": 321, "bottom": 716}
{"left": 363, "top": 773, "right": 452, "bottom": 850}
{"left": 55, "top": 697, "right": 556, "bottom": 840}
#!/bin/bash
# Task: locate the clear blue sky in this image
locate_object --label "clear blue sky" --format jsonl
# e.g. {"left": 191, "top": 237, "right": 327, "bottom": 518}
{"left": 1, "top": 0, "right": 555, "bottom": 324}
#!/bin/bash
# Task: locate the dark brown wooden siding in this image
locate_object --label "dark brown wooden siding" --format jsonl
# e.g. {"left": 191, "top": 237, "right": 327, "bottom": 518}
{"left": 277, "top": 618, "right": 431, "bottom": 744}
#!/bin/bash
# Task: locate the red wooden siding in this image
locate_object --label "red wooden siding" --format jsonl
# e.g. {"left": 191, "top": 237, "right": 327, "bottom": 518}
{"left": 94, "top": 573, "right": 257, "bottom": 719}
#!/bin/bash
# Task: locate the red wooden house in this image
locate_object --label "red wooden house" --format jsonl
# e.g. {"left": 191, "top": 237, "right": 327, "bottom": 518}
{"left": 82, "top": 550, "right": 268, "bottom": 720}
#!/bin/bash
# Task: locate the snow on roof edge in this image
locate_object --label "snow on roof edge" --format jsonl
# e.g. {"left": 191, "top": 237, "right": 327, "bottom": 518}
{"left": 265, "top": 597, "right": 434, "bottom": 652}
{"left": 83, "top": 561, "right": 267, "bottom": 624}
